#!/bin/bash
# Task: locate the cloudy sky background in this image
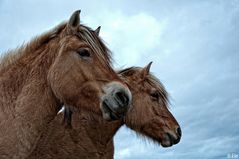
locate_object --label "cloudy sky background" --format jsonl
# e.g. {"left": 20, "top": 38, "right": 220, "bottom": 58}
{"left": 0, "top": 0, "right": 239, "bottom": 158}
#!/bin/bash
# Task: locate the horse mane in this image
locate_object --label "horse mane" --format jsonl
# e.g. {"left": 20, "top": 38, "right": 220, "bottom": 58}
{"left": 118, "top": 67, "right": 170, "bottom": 107}
{"left": 0, "top": 22, "right": 113, "bottom": 72}
{"left": 0, "top": 22, "right": 66, "bottom": 72}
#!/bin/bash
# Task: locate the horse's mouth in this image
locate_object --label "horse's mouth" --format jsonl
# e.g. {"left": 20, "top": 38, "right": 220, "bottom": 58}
{"left": 146, "top": 136, "right": 173, "bottom": 148}
{"left": 142, "top": 131, "right": 180, "bottom": 148}
{"left": 102, "top": 100, "right": 122, "bottom": 121}
{"left": 161, "top": 138, "right": 173, "bottom": 147}
{"left": 161, "top": 132, "right": 180, "bottom": 147}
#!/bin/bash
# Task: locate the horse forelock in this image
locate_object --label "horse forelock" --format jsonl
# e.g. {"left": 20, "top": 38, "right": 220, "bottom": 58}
{"left": 78, "top": 25, "right": 113, "bottom": 68}
{"left": 147, "top": 73, "right": 170, "bottom": 108}
{"left": 118, "top": 67, "right": 170, "bottom": 108}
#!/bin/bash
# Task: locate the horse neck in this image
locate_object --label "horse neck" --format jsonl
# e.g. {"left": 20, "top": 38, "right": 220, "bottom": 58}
{"left": 32, "top": 111, "right": 123, "bottom": 158}
{"left": 0, "top": 37, "right": 61, "bottom": 111}
{"left": 71, "top": 111, "right": 123, "bottom": 151}
{"left": 0, "top": 37, "right": 62, "bottom": 158}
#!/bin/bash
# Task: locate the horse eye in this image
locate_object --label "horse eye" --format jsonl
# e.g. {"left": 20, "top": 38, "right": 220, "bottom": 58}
{"left": 77, "top": 48, "right": 90, "bottom": 59}
{"left": 150, "top": 91, "right": 159, "bottom": 100}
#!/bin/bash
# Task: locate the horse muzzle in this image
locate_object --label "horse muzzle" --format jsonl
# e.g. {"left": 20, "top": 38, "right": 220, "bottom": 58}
{"left": 101, "top": 82, "right": 132, "bottom": 121}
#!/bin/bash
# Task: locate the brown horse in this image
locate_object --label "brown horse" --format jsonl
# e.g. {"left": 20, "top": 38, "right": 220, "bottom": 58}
{"left": 0, "top": 10, "right": 132, "bottom": 159}
{"left": 28, "top": 63, "right": 181, "bottom": 159}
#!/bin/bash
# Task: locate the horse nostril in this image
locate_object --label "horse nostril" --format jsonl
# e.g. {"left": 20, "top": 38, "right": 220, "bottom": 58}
{"left": 166, "top": 132, "right": 181, "bottom": 145}
{"left": 115, "top": 91, "right": 129, "bottom": 106}
{"left": 176, "top": 127, "right": 182, "bottom": 138}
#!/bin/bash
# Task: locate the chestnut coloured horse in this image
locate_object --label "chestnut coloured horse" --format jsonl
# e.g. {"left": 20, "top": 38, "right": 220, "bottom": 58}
{"left": 0, "top": 10, "right": 132, "bottom": 159}
{"left": 28, "top": 63, "right": 182, "bottom": 159}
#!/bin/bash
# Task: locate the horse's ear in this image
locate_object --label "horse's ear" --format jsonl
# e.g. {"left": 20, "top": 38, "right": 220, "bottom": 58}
{"left": 67, "top": 10, "right": 81, "bottom": 33}
{"left": 141, "top": 61, "right": 153, "bottom": 77}
{"left": 94, "top": 26, "right": 101, "bottom": 36}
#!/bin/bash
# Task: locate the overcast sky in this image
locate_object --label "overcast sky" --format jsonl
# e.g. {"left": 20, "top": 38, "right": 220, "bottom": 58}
{"left": 0, "top": 0, "right": 239, "bottom": 159}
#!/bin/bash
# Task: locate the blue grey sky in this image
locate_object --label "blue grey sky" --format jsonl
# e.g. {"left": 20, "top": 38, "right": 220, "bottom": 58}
{"left": 0, "top": 0, "right": 239, "bottom": 159}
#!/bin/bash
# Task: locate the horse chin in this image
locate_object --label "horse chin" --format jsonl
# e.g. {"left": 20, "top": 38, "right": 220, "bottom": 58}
{"left": 158, "top": 133, "right": 176, "bottom": 148}
{"left": 160, "top": 140, "right": 173, "bottom": 148}
{"left": 141, "top": 133, "right": 173, "bottom": 148}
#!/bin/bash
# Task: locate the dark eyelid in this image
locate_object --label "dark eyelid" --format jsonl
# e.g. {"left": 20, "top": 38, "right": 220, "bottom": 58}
{"left": 150, "top": 91, "right": 159, "bottom": 99}
{"left": 77, "top": 48, "right": 90, "bottom": 58}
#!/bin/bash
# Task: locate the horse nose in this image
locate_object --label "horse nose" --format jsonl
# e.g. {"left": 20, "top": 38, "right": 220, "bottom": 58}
{"left": 165, "top": 132, "right": 180, "bottom": 146}
{"left": 101, "top": 82, "right": 132, "bottom": 121}
{"left": 114, "top": 90, "right": 130, "bottom": 107}
{"left": 172, "top": 127, "right": 182, "bottom": 145}
{"left": 176, "top": 127, "right": 182, "bottom": 138}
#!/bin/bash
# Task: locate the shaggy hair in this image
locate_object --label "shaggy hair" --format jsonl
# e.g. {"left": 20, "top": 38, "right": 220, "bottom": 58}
{"left": 118, "top": 67, "right": 169, "bottom": 107}
{"left": 0, "top": 22, "right": 113, "bottom": 72}
{"left": 0, "top": 23, "right": 65, "bottom": 71}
